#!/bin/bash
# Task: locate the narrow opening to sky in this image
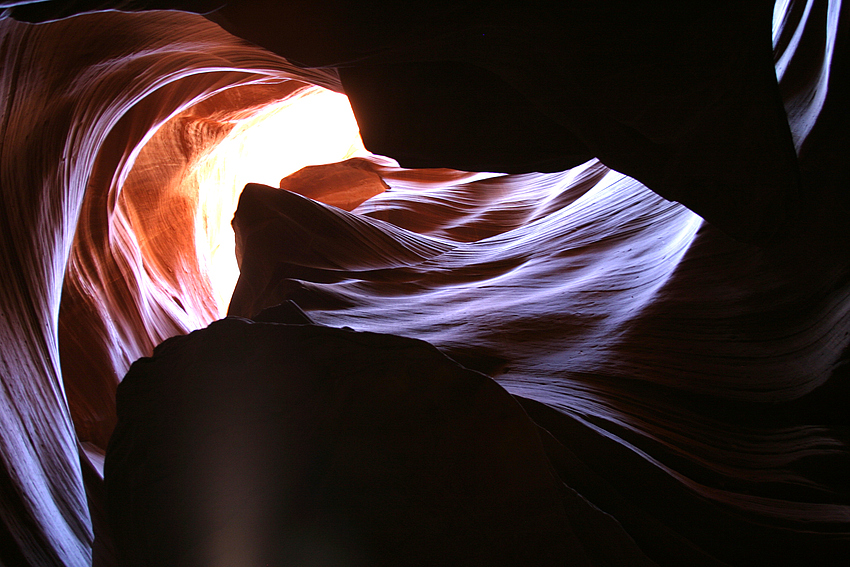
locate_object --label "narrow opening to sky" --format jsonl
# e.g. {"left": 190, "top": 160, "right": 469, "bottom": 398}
{"left": 195, "top": 86, "right": 368, "bottom": 313}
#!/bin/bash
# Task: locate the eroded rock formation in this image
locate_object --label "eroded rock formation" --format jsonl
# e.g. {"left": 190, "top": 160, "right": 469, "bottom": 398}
{"left": 107, "top": 317, "right": 660, "bottom": 566}
{"left": 1, "top": 2, "right": 848, "bottom": 566}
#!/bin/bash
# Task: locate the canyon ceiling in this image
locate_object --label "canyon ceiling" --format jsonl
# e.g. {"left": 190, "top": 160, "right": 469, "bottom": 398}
{"left": 1, "top": 1, "right": 848, "bottom": 565}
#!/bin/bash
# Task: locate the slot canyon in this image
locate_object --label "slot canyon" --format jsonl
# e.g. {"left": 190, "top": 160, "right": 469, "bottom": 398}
{"left": 1, "top": 1, "right": 848, "bottom": 565}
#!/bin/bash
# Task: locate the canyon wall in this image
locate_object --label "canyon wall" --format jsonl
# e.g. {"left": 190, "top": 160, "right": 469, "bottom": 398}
{"left": 1, "top": 2, "right": 848, "bottom": 565}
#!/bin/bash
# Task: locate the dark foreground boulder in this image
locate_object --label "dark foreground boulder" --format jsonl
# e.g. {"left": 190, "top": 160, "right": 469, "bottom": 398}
{"left": 105, "top": 318, "right": 654, "bottom": 566}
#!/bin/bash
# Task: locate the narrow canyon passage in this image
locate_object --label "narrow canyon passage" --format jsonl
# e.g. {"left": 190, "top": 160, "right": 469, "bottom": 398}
{"left": 1, "top": 2, "right": 848, "bottom": 565}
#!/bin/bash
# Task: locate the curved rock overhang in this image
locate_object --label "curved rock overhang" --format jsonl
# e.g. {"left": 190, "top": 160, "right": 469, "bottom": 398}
{"left": 0, "top": 2, "right": 848, "bottom": 565}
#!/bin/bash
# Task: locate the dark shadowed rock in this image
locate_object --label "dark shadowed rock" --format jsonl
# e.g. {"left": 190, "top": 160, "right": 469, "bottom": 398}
{"left": 106, "top": 318, "right": 655, "bottom": 566}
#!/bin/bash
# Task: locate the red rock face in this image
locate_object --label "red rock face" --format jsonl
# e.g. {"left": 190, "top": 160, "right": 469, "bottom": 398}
{"left": 1, "top": 2, "right": 849, "bottom": 566}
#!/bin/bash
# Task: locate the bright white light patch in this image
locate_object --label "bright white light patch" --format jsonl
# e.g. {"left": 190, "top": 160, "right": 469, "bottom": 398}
{"left": 195, "top": 87, "right": 368, "bottom": 315}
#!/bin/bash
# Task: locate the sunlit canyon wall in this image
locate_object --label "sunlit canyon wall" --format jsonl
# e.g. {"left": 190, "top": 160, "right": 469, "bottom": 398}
{"left": 1, "top": 2, "right": 848, "bottom": 565}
